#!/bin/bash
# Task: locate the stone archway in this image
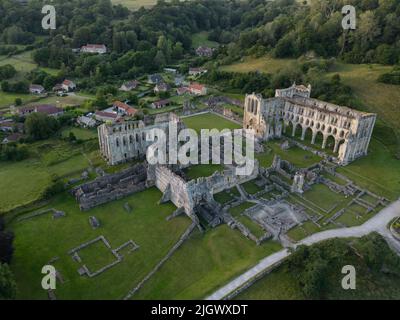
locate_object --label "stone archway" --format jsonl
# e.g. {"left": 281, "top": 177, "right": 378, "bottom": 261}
{"left": 314, "top": 131, "right": 324, "bottom": 146}
{"left": 324, "top": 135, "right": 336, "bottom": 152}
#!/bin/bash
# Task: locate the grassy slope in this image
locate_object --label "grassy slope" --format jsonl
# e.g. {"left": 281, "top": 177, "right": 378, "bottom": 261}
{"left": 0, "top": 136, "right": 103, "bottom": 213}
{"left": 236, "top": 235, "right": 400, "bottom": 300}
{"left": 112, "top": 0, "right": 163, "bottom": 10}
{"left": 191, "top": 31, "right": 219, "bottom": 49}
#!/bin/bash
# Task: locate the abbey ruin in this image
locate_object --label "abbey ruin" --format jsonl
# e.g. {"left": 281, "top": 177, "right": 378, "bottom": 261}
{"left": 243, "top": 84, "right": 376, "bottom": 165}
{"left": 98, "top": 112, "right": 182, "bottom": 165}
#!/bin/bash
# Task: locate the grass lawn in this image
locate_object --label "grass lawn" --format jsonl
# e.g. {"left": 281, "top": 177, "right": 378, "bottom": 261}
{"left": 182, "top": 112, "right": 241, "bottom": 134}
{"left": 61, "top": 127, "right": 98, "bottom": 141}
{"left": 78, "top": 239, "right": 118, "bottom": 272}
{"left": 10, "top": 187, "right": 191, "bottom": 299}
{"left": 336, "top": 139, "right": 400, "bottom": 201}
{"left": 229, "top": 202, "right": 255, "bottom": 217}
{"left": 241, "top": 180, "right": 262, "bottom": 195}
{"left": 214, "top": 191, "right": 233, "bottom": 204}
{"left": 219, "top": 55, "right": 295, "bottom": 74}
{"left": 327, "top": 63, "right": 400, "bottom": 138}
{"left": 133, "top": 225, "right": 282, "bottom": 299}
{"left": 0, "top": 138, "right": 105, "bottom": 213}
{"left": 286, "top": 221, "right": 321, "bottom": 242}
{"left": 0, "top": 159, "right": 52, "bottom": 214}
{"left": 0, "top": 91, "right": 36, "bottom": 109}
{"left": 111, "top": 0, "right": 170, "bottom": 10}
{"left": 302, "top": 184, "right": 350, "bottom": 213}
{"left": 26, "top": 94, "right": 91, "bottom": 109}
{"left": 191, "top": 31, "right": 219, "bottom": 49}
{"left": 234, "top": 264, "right": 304, "bottom": 300}
{"left": 237, "top": 215, "right": 265, "bottom": 238}
{"left": 184, "top": 164, "right": 224, "bottom": 180}
{"left": 255, "top": 140, "right": 322, "bottom": 169}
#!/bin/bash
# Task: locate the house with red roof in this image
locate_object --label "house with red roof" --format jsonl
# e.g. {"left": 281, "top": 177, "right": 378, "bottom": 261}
{"left": 62, "top": 80, "right": 76, "bottom": 92}
{"left": 189, "top": 83, "right": 207, "bottom": 96}
{"left": 112, "top": 101, "right": 138, "bottom": 117}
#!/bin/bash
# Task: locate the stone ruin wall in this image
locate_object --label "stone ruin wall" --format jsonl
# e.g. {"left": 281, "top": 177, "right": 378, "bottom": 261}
{"left": 243, "top": 85, "right": 377, "bottom": 165}
{"left": 148, "top": 161, "right": 259, "bottom": 219}
{"left": 98, "top": 113, "right": 182, "bottom": 165}
{"left": 71, "top": 163, "right": 147, "bottom": 211}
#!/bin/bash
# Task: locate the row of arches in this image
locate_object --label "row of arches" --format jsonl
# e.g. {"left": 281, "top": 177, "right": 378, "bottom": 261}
{"left": 282, "top": 112, "right": 350, "bottom": 137}
{"left": 284, "top": 122, "right": 346, "bottom": 154}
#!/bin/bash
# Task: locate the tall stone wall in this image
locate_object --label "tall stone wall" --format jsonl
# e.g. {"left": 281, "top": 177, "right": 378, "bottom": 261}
{"left": 243, "top": 84, "right": 376, "bottom": 165}
{"left": 98, "top": 113, "right": 182, "bottom": 165}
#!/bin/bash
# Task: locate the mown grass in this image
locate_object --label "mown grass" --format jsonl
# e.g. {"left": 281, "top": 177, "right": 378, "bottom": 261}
{"left": 336, "top": 139, "right": 400, "bottom": 201}
{"left": 184, "top": 164, "right": 224, "bottom": 180}
{"left": 0, "top": 136, "right": 103, "bottom": 213}
{"left": 0, "top": 159, "right": 53, "bottom": 214}
{"left": 133, "top": 225, "right": 282, "bottom": 299}
{"left": 191, "top": 31, "right": 219, "bottom": 49}
{"left": 182, "top": 112, "right": 241, "bottom": 133}
{"left": 10, "top": 187, "right": 191, "bottom": 299}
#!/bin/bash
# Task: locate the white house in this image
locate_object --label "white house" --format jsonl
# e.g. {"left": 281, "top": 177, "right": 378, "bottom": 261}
{"left": 62, "top": 80, "right": 76, "bottom": 92}
{"left": 81, "top": 44, "right": 107, "bottom": 54}
{"left": 29, "top": 84, "right": 45, "bottom": 94}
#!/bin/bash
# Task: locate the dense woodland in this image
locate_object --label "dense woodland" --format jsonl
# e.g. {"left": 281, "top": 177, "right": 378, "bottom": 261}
{"left": 0, "top": 0, "right": 398, "bottom": 76}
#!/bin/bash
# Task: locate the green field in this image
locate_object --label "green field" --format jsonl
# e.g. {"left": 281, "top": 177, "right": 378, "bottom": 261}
{"left": 191, "top": 31, "right": 219, "bottom": 49}
{"left": 133, "top": 225, "right": 282, "bottom": 299}
{"left": 182, "top": 112, "right": 241, "bottom": 133}
{"left": 0, "top": 137, "right": 104, "bottom": 213}
{"left": 220, "top": 55, "right": 295, "bottom": 74}
{"left": 26, "top": 94, "right": 92, "bottom": 109}
{"left": 61, "top": 127, "right": 98, "bottom": 141}
{"left": 336, "top": 139, "right": 400, "bottom": 201}
{"left": 184, "top": 164, "right": 224, "bottom": 180}
{"left": 111, "top": 0, "right": 162, "bottom": 10}
{"left": 0, "top": 92, "right": 36, "bottom": 109}
{"left": 252, "top": 138, "right": 322, "bottom": 169}
{"left": 0, "top": 160, "right": 53, "bottom": 214}
{"left": 10, "top": 188, "right": 191, "bottom": 299}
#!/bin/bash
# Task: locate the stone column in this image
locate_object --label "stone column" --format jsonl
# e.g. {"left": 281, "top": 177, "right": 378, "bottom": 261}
{"left": 292, "top": 123, "right": 297, "bottom": 137}
{"left": 322, "top": 134, "right": 328, "bottom": 149}
{"left": 301, "top": 127, "right": 306, "bottom": 141}
{"left": 333, "top": 139, "right": 339, "bottom": 153}
{"left": 311, "top": 130, "right": 317, "bottom": 144}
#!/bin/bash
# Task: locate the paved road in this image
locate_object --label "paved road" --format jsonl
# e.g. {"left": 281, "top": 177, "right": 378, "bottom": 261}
{"left": 205, "top": 199, "right": 400, "bottom": 300}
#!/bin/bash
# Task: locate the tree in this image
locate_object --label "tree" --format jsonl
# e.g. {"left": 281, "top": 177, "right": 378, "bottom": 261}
{"left": 154, "top": 51, "right": 166, "bottom": 68}
{"left": 14, "top": 98, "right": 22, "bottom": 106}
{"left": 25, "top": 112, "right": 59, "bottom": 140}
{"left": 0, "top": 217, "right": 14, "bottom": 265}
{"left": 0, "top": 263, "right": 16, "bottom": 299}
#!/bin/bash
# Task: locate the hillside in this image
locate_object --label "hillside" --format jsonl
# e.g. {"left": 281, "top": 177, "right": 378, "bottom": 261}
{"left": 236, "top": 233, "right": 400, "bottom": 300}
